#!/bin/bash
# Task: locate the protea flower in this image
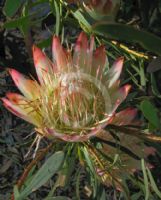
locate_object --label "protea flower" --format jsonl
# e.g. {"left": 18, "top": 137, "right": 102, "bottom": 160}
{"left": 2, "top": 32, "right": 156, "bottom": 189}
{"left": 67, "top": 0, "right": 120, "bottom": 20}
{"left": 2, "top": 32, "right": 136, "bottom": 142}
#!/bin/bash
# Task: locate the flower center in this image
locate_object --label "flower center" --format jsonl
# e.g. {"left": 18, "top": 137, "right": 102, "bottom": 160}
{"left": 39, "top": 72, "right": 111, "bottom": 135}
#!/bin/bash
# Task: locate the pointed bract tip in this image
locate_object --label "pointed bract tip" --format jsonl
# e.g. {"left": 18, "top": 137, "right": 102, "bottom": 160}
{"left": 32, "top": 45, "right": 41, "bottom": 54}
{"left": 6, "top": 92, "right": 19, "bottom": 100}
{"left": 6, "top": 92, "right": 13, "bottom": 98}
{"left": 78, "top": 31, "right": 87, "bottom": 39}
{"left": 115, "top": 56, "right": 124, "bottom": 67}
{"left": 95, "top": 45, "right": 106, "bottom": 54}
{"left": 77, "top": 32, "right": 88, "bottom": 43}
{"left": 1, "top": 97, "right": 8, "bottom": 104}
{"left": 32, "top": 45, "right": 46, "bottom": 66}
{"left": 75, "top": 32, "right": 88, "bottom": 50}
{"left": 118, "top": 56, "right": 124, "bottom": 62}
{"left": 126, "top": 84, "right": 131, "bottom": 91}
{"left": 123, "top": 84, "right": 131, "bottom": 93}
{"left": 8, "top": 68, "right": 20, "bottom": 80}
{"left": 8, "top": 68, "right": 13, "bottom": 74}
{"left": 32, "top": 44, "right": 36, "bottom": 51}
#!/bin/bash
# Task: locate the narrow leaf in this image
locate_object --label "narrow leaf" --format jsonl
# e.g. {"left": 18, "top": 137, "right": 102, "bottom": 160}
{"left": 72, "top": 10, "right": 91, "bottom": 32}
{"left": 13, "top": 185, "right": 20, "bottom": 200}
{"left": 93, "top": 23, "right": 161, "bottom": 55}
{"left": 19, "top": 151, "right": 64, "bottom": 199}
{"left": 100, "top": 188, "right": 106, "bottom": 200}
{"left": 141, "top": 159, "right": 149, "bottom": 200}
{"left": 147, "top": 168, "right": 161, "bottom": 198}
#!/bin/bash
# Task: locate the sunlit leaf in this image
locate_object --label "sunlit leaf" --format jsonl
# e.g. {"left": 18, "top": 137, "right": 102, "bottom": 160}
{"left": 72, "top": 10, "right": 91, "bottom": 32}
{"left": 19, "top": 151, "right": 64, "bottom": 199}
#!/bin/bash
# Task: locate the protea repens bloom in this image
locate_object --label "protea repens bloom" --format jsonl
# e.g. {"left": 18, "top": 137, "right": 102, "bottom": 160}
{"left": 2, "top": 32, "right": 154, "bottom": 188}
{"left": 2, "top": 32, "right": 135, "bottom": 142}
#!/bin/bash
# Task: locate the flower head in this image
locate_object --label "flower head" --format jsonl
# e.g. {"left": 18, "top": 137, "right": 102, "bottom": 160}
{"left": 2, "top": 32, "right": 156, "bottom": 189}
{"left": 2, "top": 32, "right": 136, "bottom": 142}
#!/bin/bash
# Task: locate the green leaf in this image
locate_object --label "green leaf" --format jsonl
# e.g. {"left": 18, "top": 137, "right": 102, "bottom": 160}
{"left": 141, "top": 159, "right": 149, "bottom": 200}
{"left": 49, "top": 0, "right": 60, "bottom": 36}
{"left": 139, "top": 60, "right": 146, "bottom": 87}
{"left": 45, "top": 197, "right": 71, "bottom": 200}
{"left": 147, "top": 168, "right": 161, "bottom": 199}
{"left": 72, "top": 10, "right": 91, "bottom": 32}
{"left": 131, "top": 192, "right": 142, "bottom": 200}
{"left": 151, "top": 74, "right": 161, "bottom": 98}
{"left": 19, "top": 151, "right": 64, "bottom": 199}
{"left": 93, "top": 23, "right": 161, "bottom": 55}
{"left": 37, "top": 37, "right": 52, "bottom": 48}
{"left": 82, "top": 146, "right": 98, "bottom": 197}
{"left": 3, "top": 0, "right": 25, "bottom": 17}
{"left": 83, "top": 147, "right": 95, "bottom": 175}
{"left": 13, "top": 185, "right": 20, "bottom": 200}
{"left": 100, "top": 188, "right": 106, "bottom": 200}
{"left": 140, "top": 100, "right": 160, "bottom": 128}
{"left": 4, "top": 15, "right": 29, "bottom": 29}
{"left": 75, "top": 169, "right": 81, "bottom": 200}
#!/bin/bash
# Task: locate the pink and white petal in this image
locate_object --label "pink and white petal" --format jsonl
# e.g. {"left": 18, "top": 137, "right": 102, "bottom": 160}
{"left": 9, "top": 69, "right": 39, "bottom": 100}
{"left": 92, "top": 45, "right": 107, "bottom": 78}
{"left": 93, "top": 45, "right": 106, "bottom": 66}
{"left": 112, "top": 108, "right": 137, "bottom": 125}
{"left": 107, "top": 57, "right": 124, "bottom": 88}
{"left": 33, "top": 45, "right": 55, "bottom": 84}
{"left": 108, "top": 80, "right": 120, "bottom": 95}
{"left": 110, "top": 84, "right": 131, "bottom": 113}
{"left": 46, "top": 117, "right": 113, "bottom": 142}
{"left": 114, "top": 84, "right": 131, "bottom": 104}
{"left": 1, "top": 93, "right": 40, "bottom": 126}
{"left": 118, "top": 84, "right": 131, "bottom": 101}
{"left": 89, "top": 35, "right": 95, "bottom": 53}
{"left": 46, "top": 128, "right": 99, "bottom": 142}
{"left": 85, "top": 35, "right": 95, "bottom": 74}
{"left": 52, "top": 36, "right": 69, "bottom": 71}
{"left": 73, "top": 32, "right": 89, "bottom": 70}
{"left": 6, "top": 92, "right": 27, "bottom": 102}
{"left": 74, "top": 32, "right": 88, "bottom": 52}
